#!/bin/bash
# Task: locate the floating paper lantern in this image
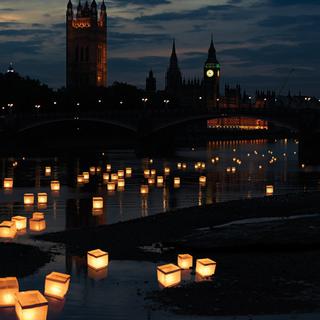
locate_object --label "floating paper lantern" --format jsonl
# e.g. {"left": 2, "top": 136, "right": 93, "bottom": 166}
{"left": 106, "top": 164, "right": 112, "bottom": 172}
{"left": 87, "top": 249, "right": 109, "bottom": 270}
{"left": 38, "top": 193, "right": 48, "bottom": 205}
{"left": 199, "top": 176, "right": 207, "bottom": 184}
{"left": 144, "top": 169, "right": 150, "bottom": 178}
{"left": 15, "top": 290, "right": 48, "bottom": 320}
{"left": 151, "top": 169, "right": 156, "bottom": 176}
{"left": 45, "top": 167, "right": 51, "bottom": 176}
{"left": 178, "top": 254, "right": 193, "bottom": 270}
{"left": 194, "top": 163, "right": 199, "bottom": 170}
{"left": 107, "top": 182, "right": 116, "bottom": 192}
{"left": 11, "top": 216, "right": 27, "bottom": 231}
{"left": 77, "top": 175, "right": 84, "bottom": 184}
{"left": 117, "top": 170, "right": 125, "bottom": 178}
{"left": 201, "top": 163, "right": 206, "bottom": 169}
{"left": 92, "top": 197, "right": 103, "bottom": 210}
{"left": 140, "top": 185, "right": 149, "bottom": 194}
{"left": 148, "top": 177, "right": 155, "bottom": 185}
{"left": 157, "top": 176, "right": 164, "bottom": 185}
{"left": 29, "top": 218, "right": 46, "bottom": 232}
{"left": 266, "top": 185, "right": 274, "bottom": 196}
{"left": 50, "top": 180, "right": 60, "bottom": 191}
{"left": 182, "top": 163, "right": 187, "bottom": 169}
{"left": 0, "top": 221, "right": 16, "bottom": 239}
{"left": 174, "top": 177, "right": 181, "bottom": 187}
{"left": 83, "top": 172, "right": 90, "bottom": 180}
{"left": 0, "top": 277, "right": 19, "bottom": 307}
{"left": 96, "top": 166, "right": 101, "bottom": 173}
{"left": 164, "top": 167, "right": 170, "bottom": 175}
{"left": 44, "top": 272, "right": 71, "bottom": 300}
{"left": 32, "top": 212, "right": 44, "bottom": 220}
{"left": 24, "top": 193, "right": 34, "bottom": 205}
{"left": 3, "top": 178, "right": 13, "bottom": 189}
{"left": 157, "top": 264, "right": 181, "bottom": 288}
{"left": 232, "top": 167, "right": 236, "bottom": 173}
{"left": 125, "top": 168, "right": 132, "bottom": 176}
{"left": 177, "top": 163, "right": 182, "bottom": 169}
{"left": 103, "top": 173, "right": 109, "bottom": 182}
{"left": 117, "top": 179, "right": 125, "bottom": 188}
{"left": 111, "top": 173, "right": 118, "bottom": 181}
{"left": 196, "top": 258, "right": 216, "bottom": 278}
{"left": 89, "top": 166, "right": 96, "bottom": 174}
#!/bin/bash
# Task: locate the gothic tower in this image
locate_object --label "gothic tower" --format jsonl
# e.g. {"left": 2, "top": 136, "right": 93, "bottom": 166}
{"left": 66, "top": 0, "right": 107, "bottom": 88}
{"left": 204, "top": 35, "right": 220, "bottom": 108}
{"left": 165, "top": 40, "right": 182, "bottom": 95}
{"left": 146, "top": 70, "right": 156, "bottom": 93}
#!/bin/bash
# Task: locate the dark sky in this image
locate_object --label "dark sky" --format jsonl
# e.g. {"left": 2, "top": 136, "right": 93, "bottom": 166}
{"left": 0, "top": 0, "right": 319, "bottom": 96}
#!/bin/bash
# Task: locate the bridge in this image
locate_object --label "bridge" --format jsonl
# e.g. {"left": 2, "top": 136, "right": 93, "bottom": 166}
{"left": 0, "top": 106, "right": 319, "bottom": 138}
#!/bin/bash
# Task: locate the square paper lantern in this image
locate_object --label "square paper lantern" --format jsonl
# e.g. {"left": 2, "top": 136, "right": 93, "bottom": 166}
{"left": 89, "top": 166, "right": 96, "bottom": 174}
{"left": 107, "top": 182, "right": 116, "bottom": 192}
{"left": 92, "top": 197, "right": 103, "bottom": 210}
{"left": 106, "top": 164, "right": 112, "bottom": 172}
{"left": 117, "top": 170, "right": 125, "bottom": 178}
{"left": 266, "top": 185, "right": 274, "bottom": 196}
{"left": 87, "top": 249, "right": 109, "bottom": 270}
{"left": 125, "top": 168, "right": 132, "bottom": 177}
{"left": 111, "top": 173, "right": 118, "bottom": 181}
{"left": 157, "top": 176, "right": 164, "bottom": 185}
{"left": 150, "top": 169, "right": 156, "bottom": 176}
{"left": 96, "top": 166, "right": 102, "bottom": 173}
{"left": 32, "top": 212, "right": 44, "bottom": 220}
{"left": 177, "top": 163, "right": 182, "bottom": 169}
{"left": 178, "top": 254, "right": 193, "bottom": 270}
{"left": 38, "top": 193, "right": 48, "bottom": 205}
{"left": 164, "top": 167, "right": 170, "bottom": 175}
{"left": 196, "top": 258, "right": 216, "bottom": 278}
{"left": 11, "top": 216, "right": 27, "bottom": 231}
{"left": 182, "top": 163, "right": 187, "bottom": 169}
{"left": 29, "top": 218, "right": 46, "bottom": 232}
{"left": 3, "top": 178, "right": 13, "bottom": 189}
{"left": 83, "top": 172, "right": 90, "bottom": 180}
{"left": 44, "top": 272, "right": 71, "bottom": 300}
{"left": 0, "top": 221, "right": 17, "bottom": 239}
{"left": 103, "top": 173, "right": 109, "bottom": 182}
{"left": 24, "top": 193, "right": 34, "bottom": 205}
{"left": 77, "top": 175, "right": 84, "bottom": 184}
{"left": 0, "top": 277, "right": 19, "bottom": 307}
{"left": 15, "top": 290, "right": 48, "bottom": 320}
{"left": 174, "top": 177, "right": 181, "bottom": 187}
{"left": 148, "top": 178, "right": 155, "bottom": 185}
{"left": 199, "top": 176, "right": 207, "bottom": 184}
{"left": 50, "top": 180, "right": 60, "bottom": 191}
{"left": 157, "top": 264, "right": 181, "bottom": 288}
{"left": 117, "top": 179, "right": 125, "bottom": 188}
{"left": 140, "top": 185, "right": 149, "bottom": 194}
{"left": 144, "top": 169, "right": 150, "bottom": 178}
{"left": 45, "top": 167, "right": 51, "bottom": 176}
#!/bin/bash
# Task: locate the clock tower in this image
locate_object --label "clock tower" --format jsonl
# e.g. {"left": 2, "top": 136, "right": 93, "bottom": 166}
{"left": 204, "top": 35, "right": 220, "bottom": 108}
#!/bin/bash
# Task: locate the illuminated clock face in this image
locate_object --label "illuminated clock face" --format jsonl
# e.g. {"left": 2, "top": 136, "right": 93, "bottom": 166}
{"left": 206, "top": 69, "right": 214, "bottom": 78}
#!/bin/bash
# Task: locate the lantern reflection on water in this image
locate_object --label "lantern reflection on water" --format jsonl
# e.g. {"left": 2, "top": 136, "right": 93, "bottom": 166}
{"left": 196, "top": 258, "right": 216, "bottom": 278}
{"left": 45, "top": 272, "right": 71, "bottom": 300}
{"left": 38, "top": 193, "right": 48, "bottom": 205}
{"left": 29, "top": 217, "right": 46, "bottom": 232}
{"left": 0, "top": 221, "right": 16, "bottom": 239}
{"left": 157, "top": 264, "right": 181, "bottom": 288}
{"left": 178, "top": 254, "right": 193, "bottom": 270}
{"left": 50, "top": 181, "right": 60, "bottom": 192}
{"left": 11, "top": 216, "right": 27, "bottom": 231}
{"left": 87, "top": 249, "right": 109, "bottom": 270}
{"left": 15, "top": 290, "right": 48, "bottom": 320}
{"left": 3, "top": 178, "right": 13, "bottom": 189}
{"left": 0, "top": 277, "right": 19, "bottom": 308}
{"left": 92, "top": 197, "right": 103, "bottom": 210}
{"left": 24, "top": 193, "right": 34, "bottom": 205}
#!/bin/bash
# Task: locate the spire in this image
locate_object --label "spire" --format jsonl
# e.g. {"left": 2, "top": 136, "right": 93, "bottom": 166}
{"left": 169, "top": 39, "right": 178, "bottom": 68}
{"left": 101, "top": 0, "right": 106, "bottom": 10}
{"left": 67, "top": 0, "right": 73, "bottom": 9}
{"left": 206, "top": 34, "right": 219, "bottom": 64}
{"left": 77, "top": 0, "right": 82, "bottom": 17}
{"left": 91, "top": 0, "right": 97, "bottom": 7}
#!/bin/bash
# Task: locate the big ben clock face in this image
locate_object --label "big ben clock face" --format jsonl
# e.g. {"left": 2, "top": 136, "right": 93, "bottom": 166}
{"left": 206, "top": 69, "right": 214, "bottom": 78}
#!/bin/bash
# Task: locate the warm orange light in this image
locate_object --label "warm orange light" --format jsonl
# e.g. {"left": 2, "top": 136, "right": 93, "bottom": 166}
{"left": 117, "top": 179, "right": 125, "bottom": 188}
{"left": 177, "top": 163, "right": 182, "bottom": 169}
{"left": 32, "top": 212, "right": 44, "bottom": 220}
{"left": 96, "top": 166, "right": 101, "bottom": 173}
{"left": 111, "top": 173, "right": 118, "bottom": 181}
{"left": 11, "top": 216, "right": 27, "bottom": 231}
{"left": 77, "top": 175, "right": 84, "bottom": 184}
{"left": 174, "top": 177, "right": 181, "bottom": 187}
{"left": 157, "top": 264, "right": 181, "bottom": 288}
{"left": 150, "top": 169, "right": 156, "bottom": 176}
{"left": 106, "top": 164, "right": 112, "bottom": 172}
{"left": 37, "top": 193, "right": 48, "bottom": 205}
{"left": 50, "top": 181, "right": 60, "bottom": 191}
{"left": 196, "top": 258, "right": 216, "bottom": 278}
{"left": 0, "top": 277, "right": 19, "bottom": 307}
{"left": 266, "top": 185, "right": 274, "bottom": 195}
{"left": 3, "top": 178, "right": 13, "bottom": 189}
{"left": 144, "top": 169, "right": 150, "bottom": 178}
{"left": 24, "top": 193, "right": 34, "bottom": 205}
{"left": 182, "top": 163, "right": 187, "bottom": 169}
{"left": 83, "top": 172, "right": 90, "bottom": 180}
{"left": 125, "top": 168, "right": 132, "bottom": 177}
{"left": 107, "top": 182, "right": 116, "bottom": 192}
{"left": 164, "top": 167, "right": 170, "bottom": 175}
{"left": 0, "top": 221, "right": 17, "bottom": 239}
{"left": 117, "top": 170, "right": 125, "bottom": 178}
{"left": 199, "top": 176, "right": 206, "bottom": 185}
{"left": 45, "top": 272, "right": 71, "bottom": 300}
{"left": 92, "top": 197, "right": 104, "bottom": 209}
{"left": 89, "top": 166, "right": 96, "bottom": 174}
{"left": 157, "top": 176, "right": 164, "bottom": 185}
{"left": 140, "top": 185, "right": 149, "bottom": 194}
{"left": 148, "top": 177, "right": 155, "bottom": 185}
{"left": 29, "top": 218, "right": 46, "bottom": 232}
{"left": 103, "top": 173, "right": 109, "bottom": 182}
{"left": 45, "top": 167, "right": 51, "bottom": 176}
{"left": 87, "top": 249, "right": 109, "bottom": 270}
{"left": 15, "top": 290, "right": 48, "bottom": 320}
{"left": 177, "top": 254, "right": 193, "bottom": 270}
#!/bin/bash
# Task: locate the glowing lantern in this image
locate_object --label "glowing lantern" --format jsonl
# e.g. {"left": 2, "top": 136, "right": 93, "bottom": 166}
{"left": 199, "top": 176, "right": 207, "bottom": 184}
{"left": 24, "top": 193, "right": 34, "bottom": 205}
{"left": 3, "top": 178, "right": 13, "bottom": 189}
{"left": 174, "top": 177, "right": 181, "bottom": 187}
{"left": 201, "top": 163, "right": 206, "bottom": 169}
{"left": 125, "top": 168, "right": 132, "bottom": 177}
{"left": 15, "top": 290, "right": 48, "bottom": 320}
{"left": 196, "top": 258, "right": 216, "bottom": 278}
{"left": 194, "top": 163, "right": 199, "bottom": 170}
{"left": 83, "top": 172, "right": 89, "bottom": 180}
{"left": 232, "top": 167, "right": 237, "bottom": 173}
{"left": 44, "top": 272, "right": 71, "bottom": 300}
{"left": 157, "top": 176, "right": 164, "bottom": 185}
{"left": 164, "top": 167, "right": 170, "bottom": 175}
{"left": 77, "top": 175, "right": 84, "bottom": 184}
{"left": 151, "top": 169, "right": 156, "bottom": 176}
{"left": 0, "top": 221, "right": 17, "bottom": 239}
{"left": 111, "top": 173, "right": 118, "bottom": 181}
{"left": 118, "top": 170, "right": 125, "bottom": 178}
{"left": 177, "top": 254, "right": 193, "bottom": 270}
{"left": 117, "top": 179, "right": 125, "bottom": 188}
{"left": 11, "top": 216, "right": 27, "bottom": 231}
{"left": 103, "top": 173, "right": 109, "bottom": 182}
{"left": 38, "top": 193, "right": 48, "bottom": 205}
{"left": 89, "top": 166, "right": 96, "bottom": 174}
{"left": 182, "top": 163, "right": 187, "bottom": 169}
{"left": 106, "top": 164, "right": 112, "bottom": 172}
{"left": 0, "top": 277, "right": 19, "bottom": 307}
{"left": 107, "top": 182, "right": 116, "bottom": 192}
{"left": 157, "top": 264, "right": 181, "bottom": 288}
{"left": 177, "top": 163, "right": 182, "bottom": 169}
{"left": 87, "top": 249, "right": 109, "bottom": 270}
{"left": 144, "top": 169, "right": 150, "bottom": 178}
{"left": 92, "top": 197, "right": 103, "bottom": 210}
{"left": 32, "top": 212, "right": 44, "bottom": 220}
{"left": 50, "top": 180, "right": 60, "bottom": 191}
{"left": 96, "top": 166, "right": 101, "bottom": 173}
{"left": 45, "top": 167, "right": 51, "bottom": 176}
{"left": 148, "top": 177, "right": 155, "bottom": 185}
{"left": 29, "top": 217, "right": 46, "bottom": 232}
{"left": 140, "top": 185, "right": 149, "bottom": 194}
{"left": 266, "top": 185, "right": 274, "bottom": 196}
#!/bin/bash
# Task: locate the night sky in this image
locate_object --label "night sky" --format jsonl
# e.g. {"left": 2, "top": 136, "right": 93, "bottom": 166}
{"left": 0, "top": 0, "right": 319, "bottom": 96}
